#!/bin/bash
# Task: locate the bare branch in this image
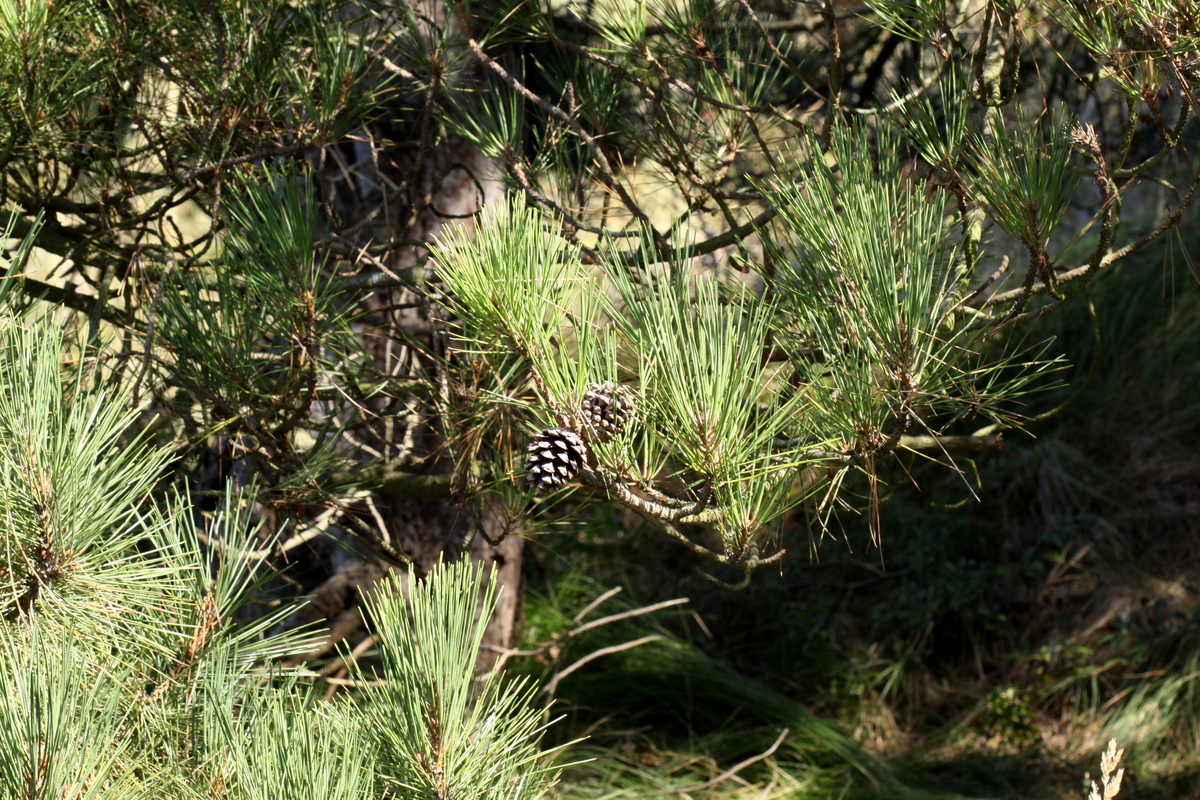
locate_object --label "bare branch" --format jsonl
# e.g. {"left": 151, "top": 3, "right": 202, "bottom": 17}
{"left": 539, "top": 635, "right": 663, "bottom": 700}
{"left": 653, "top": 728, "right": 790, "bottom": 795}
{"left": 573, "top": 598, "right": 690, "bottom": 637}
{"left": 571, "top": 586, "right": 624, "bottom": 625}
{"left": 896, "top": 434, "right": 1005, "bottom": 454}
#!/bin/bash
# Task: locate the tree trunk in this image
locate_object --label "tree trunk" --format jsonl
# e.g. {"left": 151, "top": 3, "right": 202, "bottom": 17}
{"left": 319, "top": 105, "right": 524, "bottom": 652}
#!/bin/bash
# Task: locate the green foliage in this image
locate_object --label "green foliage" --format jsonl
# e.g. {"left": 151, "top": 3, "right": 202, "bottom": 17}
{"left": 968, "top": 108, "right": 1081, "bottom": 251}
{"left": 218, "top": 686, "right": 374, "bottom": 800}
{"left": 0, "top": 315, "right": 183, "bottom": 654}
{"left": 0, "top": 0, "right": 1196, "bottom": 797}
{"left": 891, "top": 68, "right": 972, "bottom": 171}
{"left": 0, "top": 0, "right": 110, "bottom": 148}
{"left": 433, "top": 113, "right": 1069, "bottom": 570}
{"left": 0, "top": 293, "right": 557, "bottom": 796}
{"left": 0, "top": 630, "right": 135, "bottom": 799}
{"left": 607, "top": 262, "right": 815, "bottom": 540}
{"left": 0, "top": 0, "right": 1187, "bottom": 589}
{"left": 444, "top": 73, "right": 529, "bottom": 161}
{"left": 862, "top": 0, "right": 957, "bottom": 42}
{"left": 156, "top": 169, "right": 359, "bottom": 424}
{"left": 365, "top": 561, "right": 562, "bottom": 800}
{"left": 434, "top": 200, "right": 593, "bottom": 382}
{"left": 767, "top": 121, "right": 999, "bottom": 440}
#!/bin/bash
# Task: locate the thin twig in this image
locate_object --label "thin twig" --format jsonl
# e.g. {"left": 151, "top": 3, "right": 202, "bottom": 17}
{"left": 540, "top": 635, "right": 663, "bottom": 700}
{"left": 132, "top": 246, "right": 178, "bottom": 407}
{"left": 315, "top": 676, "right": 388, "bottom": 687}
{"left": 573, "top": 598, "right": 690, "bottom": 637}
{"left": 580, "top": 467, "right": 722, "bottom": 525}
{"left": 652, "top": 729, "right": 790, "bottom": 795}
{"left": 572, "top": 586, "right": 624, "bottom": 625}
{"left": 453, "top": 0, "right": 657, "bottom": 236}
{"left": 322, "top": 633, "right": 379, "bottom": 700}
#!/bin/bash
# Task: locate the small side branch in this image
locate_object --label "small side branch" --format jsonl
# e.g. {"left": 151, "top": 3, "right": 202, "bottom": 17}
{"left": 652, "top": 728, "right": 790, "bottom": 795}
{"left": 580, "top": 467, "right": 722, "bottom": 525}
{"left": 981, "top": 166, "right": 1200, "bottom": 311}
{"left": 897, "top": 434, "right": 1004, "bottom": 455}
{"left": 482, "top": 587, "right": 687, "bottom": 707}
{"left": 539, "top": 635, "right": 663, "bottom": 700}
{"left": 328, "top": 460, "right": 455, "bottom": 499}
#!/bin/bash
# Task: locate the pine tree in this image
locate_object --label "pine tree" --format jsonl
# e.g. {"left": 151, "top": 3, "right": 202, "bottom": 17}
{"left": 0, "top": 308, "right": 555, "bottom": 794}
{"left": 0, "top": 0, "right": 1196, "bottom": 794}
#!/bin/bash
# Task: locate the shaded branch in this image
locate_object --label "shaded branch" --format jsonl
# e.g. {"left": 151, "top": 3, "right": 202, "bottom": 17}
{"left": 580, "top": 467, "right": 721, "bottom": 524}
{"left": 897, "top": 434, "right": 1004, "bottom": 454}
{"left": 19, "top": 277, "right": 127, "bottom": 325}
{"left": 618, "top": 207, "right": 777, "bottom": 267}
{"left": 452, "top": 0, "right": 657, "bottom": 236}
{"left": 328, "top": 460, "right": 456, "bottom": 498}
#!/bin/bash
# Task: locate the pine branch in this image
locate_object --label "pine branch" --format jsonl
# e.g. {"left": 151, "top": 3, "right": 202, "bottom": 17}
{"left": 328, "top": 459, "right": 456, "bottom": 498}
{"left": 18, "top": 277, "right": 127, "bottom": 324}
{"left": 896, "top": 433, "right": 1004, "bottom": 454}
{"left": 580, "top": 467, "right": 722, "bottom": 525}
{"left": 980, "top": 166, "right": 1200, "bottom": 309}
{"left": 617, "top": 207, "right": 778, "bottom": 267}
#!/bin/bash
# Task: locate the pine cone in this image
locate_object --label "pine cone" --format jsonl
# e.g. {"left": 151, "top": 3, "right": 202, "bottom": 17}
{"left": 581, "top": 381, "right": 634, "bottom": 443}
{"left": 525, "top": 427, "right": 587, "bottom": 493}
